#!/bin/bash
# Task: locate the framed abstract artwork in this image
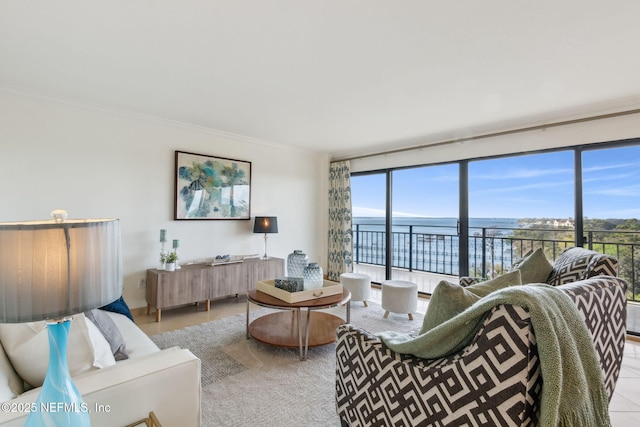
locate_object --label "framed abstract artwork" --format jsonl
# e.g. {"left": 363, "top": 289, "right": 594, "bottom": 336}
{"left": 174, "top": 151, "right": 252, "bottom": 220}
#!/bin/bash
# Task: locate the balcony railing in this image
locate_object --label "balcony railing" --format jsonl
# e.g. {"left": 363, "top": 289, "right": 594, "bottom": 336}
{"left": 353, "top": 224, "right": 640, "bottom": 302}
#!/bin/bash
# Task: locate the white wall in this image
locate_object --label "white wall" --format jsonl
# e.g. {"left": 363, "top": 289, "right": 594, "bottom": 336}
{"left": 0, "top": 90, "right": 329, "bottom": 308}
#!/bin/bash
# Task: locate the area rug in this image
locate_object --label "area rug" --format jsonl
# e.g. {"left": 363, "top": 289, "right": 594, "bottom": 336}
{"left": 151, "top": 302, "right": 424, "bottom": 427}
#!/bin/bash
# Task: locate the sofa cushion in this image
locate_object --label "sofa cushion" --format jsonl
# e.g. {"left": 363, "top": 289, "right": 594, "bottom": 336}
{"left": 511, "top": 247, "right": 554, "bottom": 284}
{"left": 547, "top": 247, "right": 617, "bottom": 286}
{"left": 0, "top": 342, "right": 23, "bottom": 401}
{"left": 0, "top": 313, "right": 116, "bottom": 388}
{"left": 420, "top": 269, "right": 521, "bottom": 334}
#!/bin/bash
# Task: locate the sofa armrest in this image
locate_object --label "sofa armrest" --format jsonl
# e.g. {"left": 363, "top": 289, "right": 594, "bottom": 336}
{"left": 0, "top": 348, "right": 201, "bottom": 427}
{"left": 336, "top": 304, "right": 540, "bottom": 426}
{"left": 558, "top": 275, "right": 627, "bottom": 400}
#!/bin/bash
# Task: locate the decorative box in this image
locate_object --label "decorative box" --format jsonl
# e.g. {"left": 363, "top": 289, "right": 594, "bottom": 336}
{"left": 274, "top": 276, "right": 304, "bottom": 293}
{"left": 256, "top": 279, "right": 343, "bottom": 303}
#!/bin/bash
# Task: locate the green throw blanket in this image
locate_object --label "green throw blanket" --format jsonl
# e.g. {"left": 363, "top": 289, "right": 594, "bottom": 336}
{"left": 377, "top": 284, "right": 611, "bottom": 427}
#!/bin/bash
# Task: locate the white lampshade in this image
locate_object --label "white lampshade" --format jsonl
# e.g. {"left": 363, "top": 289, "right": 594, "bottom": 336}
{"left": 0, "top": 218, "right": 122, "bottom": 323}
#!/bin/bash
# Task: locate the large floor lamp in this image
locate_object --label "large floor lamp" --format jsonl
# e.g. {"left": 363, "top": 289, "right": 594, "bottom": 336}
{"left": 0, "top": 211, "right": 122, "bottom": 427}
{"left": 253, "top": 216, "right": 278, "bottom": 259}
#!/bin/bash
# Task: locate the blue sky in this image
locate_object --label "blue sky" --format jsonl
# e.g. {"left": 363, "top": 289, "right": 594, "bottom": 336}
{"left": 352, "top": 144, "right": 640, "bottom": 219}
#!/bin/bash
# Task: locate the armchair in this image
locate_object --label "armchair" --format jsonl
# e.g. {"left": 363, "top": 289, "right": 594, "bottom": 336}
{"left": 336, "top": 249, "right": 627, "bottom": 426}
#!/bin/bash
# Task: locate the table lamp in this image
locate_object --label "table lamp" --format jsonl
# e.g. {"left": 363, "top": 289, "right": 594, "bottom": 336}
{"left": 0, "top": 210, "right": 122, "bottom": 427}
{"left": 253, "top": 216, "right": 278, "bottom": 259}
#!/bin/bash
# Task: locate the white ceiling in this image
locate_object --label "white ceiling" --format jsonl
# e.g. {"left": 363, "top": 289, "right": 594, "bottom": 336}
{"left": 2, "top": 1, "right": 640, "bottom": 158}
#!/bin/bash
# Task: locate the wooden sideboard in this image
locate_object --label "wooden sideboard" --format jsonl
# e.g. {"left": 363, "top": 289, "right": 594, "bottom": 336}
{"left": 146, "top": 257, "right": 284, "bottom": 321}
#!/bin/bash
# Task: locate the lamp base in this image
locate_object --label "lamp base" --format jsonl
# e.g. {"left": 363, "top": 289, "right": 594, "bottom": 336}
{"left": 262, "top": 233, "right": 270, "bottom": 260}
{"left": 25, "top": 319, "right": 90, "bottom": 427}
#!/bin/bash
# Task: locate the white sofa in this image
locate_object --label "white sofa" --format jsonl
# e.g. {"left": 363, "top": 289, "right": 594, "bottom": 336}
{"left": 0, "top": 310, "right": 201, "bottom": 426}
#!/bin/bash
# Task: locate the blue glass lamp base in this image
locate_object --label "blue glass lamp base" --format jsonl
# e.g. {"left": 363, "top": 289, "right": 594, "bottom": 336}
{"left": 25, "top": 319, "right": 91, "bottom": 427}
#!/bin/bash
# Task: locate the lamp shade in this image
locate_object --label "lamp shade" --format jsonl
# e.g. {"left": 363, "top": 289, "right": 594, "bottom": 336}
{"left": 253, "top": 216, "right": 278, "bottom": 234}
{"left": 0, "top": 218, "right": 122, "bottom": 323}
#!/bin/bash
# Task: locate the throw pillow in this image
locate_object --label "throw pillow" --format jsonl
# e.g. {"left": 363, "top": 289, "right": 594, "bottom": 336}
{"left": 100, "top": 296, "right": 134, "bottom": 322}
{"left": 85, "top": 316, "right": 118, "bottom": 368}
{"left": 0, "top": 342, "right": 23, "bottom": 401}
{"left": 85, "top": 309, "right": 129, "bottom": 361}
{"left": 546, "top": 247, "right": 616, "bottom": 286}
{"left": 420, "top": 269, "right": 521, "bottom": 334}
{"left": 459, "top": 276, "right": 480, "bottom": 287}
{"left": 0, "top": 313, "right": 116, "bottom": 388}
{"left": 510, "top": 247, "right": 553, "bottom": 284}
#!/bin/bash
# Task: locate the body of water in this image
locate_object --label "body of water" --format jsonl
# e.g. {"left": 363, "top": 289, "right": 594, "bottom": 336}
{"left": 354, "top": 217, "right": 519, "bottom": 234}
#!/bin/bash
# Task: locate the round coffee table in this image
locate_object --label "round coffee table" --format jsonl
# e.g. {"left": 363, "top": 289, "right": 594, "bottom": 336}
{"left": 246, "top": 288, "right": 351, "bottom": 360}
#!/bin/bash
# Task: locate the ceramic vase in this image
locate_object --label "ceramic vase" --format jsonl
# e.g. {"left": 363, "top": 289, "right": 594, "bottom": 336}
{"left": 287, "top": 250, "right": 308, "bottom": 278}
{"left": 303, "top": 262, "right": 323, "bottom": 290}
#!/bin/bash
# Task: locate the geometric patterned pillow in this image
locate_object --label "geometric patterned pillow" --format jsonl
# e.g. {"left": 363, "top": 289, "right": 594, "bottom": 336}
{"left": 459, "top": 276, "right": 480, "bottom": 287}
{"left": 583, "top": 254, "right": 618, "bottom": 279}
{"left": 546, "top": 247, "right": 617, "bottom": 286}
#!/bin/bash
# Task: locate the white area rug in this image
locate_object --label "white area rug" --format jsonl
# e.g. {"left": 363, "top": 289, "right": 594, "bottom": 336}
{"left": 151, "top": 302, "right": 424, "bottom": 427}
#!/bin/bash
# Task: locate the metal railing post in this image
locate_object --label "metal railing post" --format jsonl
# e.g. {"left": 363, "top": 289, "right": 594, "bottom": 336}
{"left": 354, "top": 224, "right": 360, "bottom": 264}
{"left": 481, "top": 227, "right": 487, "bottom": 279}
{"left": 409, "top": 225, "right": 414, "bottom": 271}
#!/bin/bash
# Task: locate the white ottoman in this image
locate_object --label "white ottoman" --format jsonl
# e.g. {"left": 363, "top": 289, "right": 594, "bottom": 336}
{"left": 340, "top": 273, "right": 371, "bottom": 307}
{"left": 381, "top": 280, "right": 418, "bottom": 320}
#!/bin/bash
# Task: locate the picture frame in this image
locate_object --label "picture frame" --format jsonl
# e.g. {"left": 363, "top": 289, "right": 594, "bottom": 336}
{"left": 174, "top": 151, "right": 251, "bottom": 220}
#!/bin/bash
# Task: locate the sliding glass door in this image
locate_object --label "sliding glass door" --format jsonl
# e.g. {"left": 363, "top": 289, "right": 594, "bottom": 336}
{"left": 351, "top": 173, "right": 388, "bottom": 283}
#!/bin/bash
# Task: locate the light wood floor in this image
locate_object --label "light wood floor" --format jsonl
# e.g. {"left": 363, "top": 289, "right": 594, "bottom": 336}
{"left": 134, "top": 295, "right": 253, "bottom": 336}
{"left": 133, "top": 289, "right": 640, "bottom": 425}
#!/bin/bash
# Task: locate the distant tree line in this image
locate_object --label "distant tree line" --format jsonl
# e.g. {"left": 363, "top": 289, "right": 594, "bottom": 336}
{"left": 509, "top": 218, "right": 640, "bottom": 301}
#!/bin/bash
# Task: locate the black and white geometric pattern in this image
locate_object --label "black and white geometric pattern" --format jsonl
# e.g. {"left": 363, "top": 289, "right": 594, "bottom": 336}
{"left": 546, "top": 247, "right": 618, "bottom": 287}
{"left": 459, "top": 276, "right": 480, "bottom": 287}
{"left": 336, "top": 305, "right": 541, "bottom": 426}
{"left": 558, "top": 277, "right": 627, "bottom": 399}
{"left": 336, "top": 276, "right": 627, "bottom": 427}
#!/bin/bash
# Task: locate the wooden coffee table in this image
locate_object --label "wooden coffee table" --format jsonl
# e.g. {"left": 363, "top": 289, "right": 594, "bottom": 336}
{"left": 246, "top": 288, "right": 351, "bottom": 360}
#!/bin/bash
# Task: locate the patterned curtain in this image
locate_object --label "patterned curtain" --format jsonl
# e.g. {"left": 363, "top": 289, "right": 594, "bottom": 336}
{"left": 328, "top": 160, "right": 353, "bottom": 281}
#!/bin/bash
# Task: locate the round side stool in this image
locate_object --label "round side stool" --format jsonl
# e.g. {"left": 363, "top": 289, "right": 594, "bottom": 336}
{"left": 381, "top": 280, "right": 418, "bottom": 320}
{"left": 340, "top": 273, "right": 371, "bottom": 307}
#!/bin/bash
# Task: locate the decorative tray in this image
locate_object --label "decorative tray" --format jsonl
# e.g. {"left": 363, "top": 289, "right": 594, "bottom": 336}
{"left": 256, "top": 280, "right": 343, "bottom": 303}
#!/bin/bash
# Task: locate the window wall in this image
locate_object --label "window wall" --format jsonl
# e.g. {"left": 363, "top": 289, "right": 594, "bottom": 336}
{"left": 350, "top": 138, "right": 640, "bottom": 334}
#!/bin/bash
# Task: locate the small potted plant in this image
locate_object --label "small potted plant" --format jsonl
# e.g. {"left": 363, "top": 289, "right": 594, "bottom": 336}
{"left": 159, "top": 253, "right": 167, "bottom": 269}
{"left": 165, "top": 252, "right": 179, "bottom": 271}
